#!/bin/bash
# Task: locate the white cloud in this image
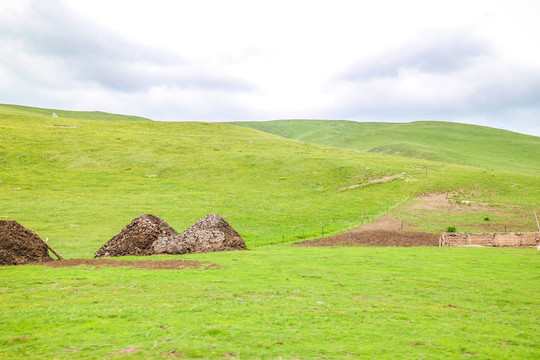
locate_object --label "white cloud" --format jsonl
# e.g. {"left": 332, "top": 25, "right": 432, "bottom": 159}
{"left": 0, "top": 0, "right": 539, "bottom": 135}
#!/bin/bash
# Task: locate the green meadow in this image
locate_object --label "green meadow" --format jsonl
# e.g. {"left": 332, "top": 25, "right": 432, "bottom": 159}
{"left": 1, "top": 105, "right": 539, "bottom": 359}
{"left": 2, "top": 247, "right": 539, "bottom": 359}
{"left": 230, "top": 120, "right": 540, "bottom": 175}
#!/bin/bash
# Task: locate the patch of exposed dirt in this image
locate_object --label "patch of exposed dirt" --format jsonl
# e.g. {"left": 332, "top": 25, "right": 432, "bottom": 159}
{"left": 295, "top": 200, "right": 440, "bottom": 247}
{"left": 39, "top": 258, "right": 220, "bottom": 270}
{"left": 402, "top": 192, "right": 537, "bottom": 233}
{"left": 298, "top": 191, "right": 536, "bottom": 248}
{"left": 407, "top": 193, "right": 494, "bottom": 213}
{"left": 0, "top": 220, "right": 54, "bottom": 266}
{"left": 295, "top": 229, "right": 438, "bottom": 247}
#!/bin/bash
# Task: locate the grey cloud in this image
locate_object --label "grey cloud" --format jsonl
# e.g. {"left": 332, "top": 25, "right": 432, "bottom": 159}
{"left": 0, "top": 1, "right": 253, "bottom": 93}
{"left": 343, "top": 29, "right": 492, "bottom": 81}
{"left": 330, "top": 29, "right": 540, "bottom": 136}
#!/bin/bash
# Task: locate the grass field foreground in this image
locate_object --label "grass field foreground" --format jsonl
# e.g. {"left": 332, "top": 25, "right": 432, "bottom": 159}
{"left": 1, "top": 247, "right": 539, "bottom": 359}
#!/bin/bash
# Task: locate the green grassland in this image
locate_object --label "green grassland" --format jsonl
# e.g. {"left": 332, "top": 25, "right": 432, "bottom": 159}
{"left": 1, "top": 105, "right": 539, "bottom": 359}
{"left": 0, "top": 104, "right": 151, "bottom": 122}
{"left": 1, "top": 106, "right": 539, "bottom": 257}
{"left": 1, "top": 247, "right": 539, "bottom": 359}
{"left": 230, "top": 120, "right": 540, "bottom": 175}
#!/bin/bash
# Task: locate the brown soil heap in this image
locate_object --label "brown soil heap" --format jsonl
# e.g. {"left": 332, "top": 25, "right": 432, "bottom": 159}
{"left": 94, "top": 214, "right": 183, "bottom": 257}
{"left": 0, "top": 220, "right": 54, "bottom": 265}
{"left": 154, "top": 213, "right": 247, "bottom": 254}
{"left": 94, "top": 213, "right": 246, "bottom": 258}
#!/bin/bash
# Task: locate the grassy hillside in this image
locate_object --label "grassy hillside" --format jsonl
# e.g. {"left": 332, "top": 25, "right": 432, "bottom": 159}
{"left": 230, "top": 120, "right": 540, "bottom": 175}
{"left": 0, "top": 103, "right": 151, "bottom": 122}
{"left": 1, "top": 105, "right": 539, "bottom": 359}
{"left": 1, "top": 106, "right": 539, "bottom": 258}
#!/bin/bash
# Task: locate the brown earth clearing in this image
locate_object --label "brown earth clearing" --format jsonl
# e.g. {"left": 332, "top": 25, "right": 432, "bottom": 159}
{"left": 295, "top": 215, "right": 438, "bottom": 247}
{"left": 399, "top": 192, "right": 538, "bottom": 233}
{"left": 295, "top": 228, "right": 438, "bottom": 247}
{"left": 38, "top": 258, "right": 219, "bottom": 270}
{"left": 296, "top": 192, "right": 538, "bottom": 248}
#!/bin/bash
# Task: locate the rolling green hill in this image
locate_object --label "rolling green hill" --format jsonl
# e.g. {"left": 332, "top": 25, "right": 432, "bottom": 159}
{"left": 229, "top": 120, "right": 540, "bottom": 175}
{"left": 0, "top": 103, "right": 151, "bottom": 122}
{"left": 1, "top": 106, "right": 539, "bottom": 257}
{"left": 1, "top": 105, "right": 540, "bottom": 359}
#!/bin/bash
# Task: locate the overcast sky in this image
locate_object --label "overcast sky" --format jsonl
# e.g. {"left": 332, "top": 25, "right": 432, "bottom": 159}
{"left": 1, "top": 0, "right": 540, "bottom": 136}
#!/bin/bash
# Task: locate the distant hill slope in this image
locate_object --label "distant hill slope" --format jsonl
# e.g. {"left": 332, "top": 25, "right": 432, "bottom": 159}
{"left": 0, "top": 103, "right": 151, "bottom": 122}
{"left": 1, "top": 105, "right": 539, "bottom": 257}
{"left": 230, "top": 120, "right": 540, "bottom": 175}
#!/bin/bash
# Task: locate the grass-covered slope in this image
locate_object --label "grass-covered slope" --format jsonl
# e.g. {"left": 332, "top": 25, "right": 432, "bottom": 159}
{"left": 0, "top": 103, "right": 151, "bottom": 122}
{"left": 230, "top": 120, "right": 540, "bottom": 175}
{"left": 1, "top": 106, "right": 539, "bottom": 258}
{"left": 1, "top": 105, "right": 539, "bottom": 359}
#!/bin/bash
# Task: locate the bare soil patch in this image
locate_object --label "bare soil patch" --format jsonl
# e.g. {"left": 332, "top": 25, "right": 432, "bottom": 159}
{"left": 295, "top": 229, "right": 438, "bottom": 247}
{"left": 39, "top": 258, "right": 220, "bottom": 270}
{"left": 402, "top": 192, "right": 536, "bottom": 232}
{"left": 407, "top": 193, "right": 493, "bottom": 213}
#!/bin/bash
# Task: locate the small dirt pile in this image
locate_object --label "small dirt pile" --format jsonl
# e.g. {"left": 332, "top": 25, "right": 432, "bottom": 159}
{"left": 94, "top": 214, "right": 183, "bottom": 258}
{"left": 154, "top": 214, "right": 247, "bottom": 254}
{"left": 0, "top": 220, "right": 54, "bottom": 265}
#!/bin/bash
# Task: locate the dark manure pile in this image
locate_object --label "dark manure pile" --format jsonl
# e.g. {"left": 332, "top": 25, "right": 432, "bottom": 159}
{"left": 94, "top": 213, "right": 246, "bottom": 258}
{"left": 0, "top": 220, "right": 54, "bottom": 265}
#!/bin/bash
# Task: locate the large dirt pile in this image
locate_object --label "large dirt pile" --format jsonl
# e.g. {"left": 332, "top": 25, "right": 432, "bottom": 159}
{"left": 154, "top": 213, "right": 247, "bottom": 254}
{"left": 0, "top": 220, "right": 54, "bottom": 265}
{"left": 94, "top": 213, "right": 246, "bottom": 258}
{"left": 295, "top": 230, "right": 439, "bottom": 247}
{"left": 94, "top": 214, "right": 183, "bottom": 258}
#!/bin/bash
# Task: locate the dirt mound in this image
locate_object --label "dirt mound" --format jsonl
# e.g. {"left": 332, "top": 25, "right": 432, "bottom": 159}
{"left": 0, "top": 220, "right": 54, "bottom": 265}
{"left": 40, "top": 258, "right": 219, "bottom": 270}
{"left": 295, "top": 230, "right": 438, "bottom": 247}
{"left": 94, "top": 213, "right": 246, "bottom": 258}
{"left": 154, "top": 214, "right": 247, "bottom": 254}
{"left": 94, "top": 214, "right": 183, "bottom": 258}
